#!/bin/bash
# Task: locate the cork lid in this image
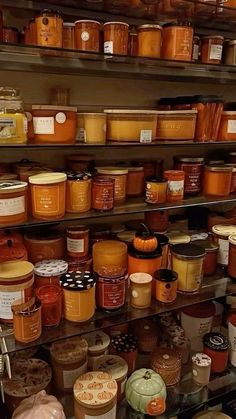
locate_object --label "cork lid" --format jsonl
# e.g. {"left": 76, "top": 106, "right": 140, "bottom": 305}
{"left": 82, "top": 331, "right": 110, "bottom": 353}
{"left": 212, "top": 224, "right": 236, "bottom": 237}
{"left": 50, "top": 337, "right": 88, "bottom": 364}
{"left": 34, "top": 259, "right": 68, "bottom": 277}
{"left": 94, "top": 355, "right": 128, "bottom": 380}
{"left": 0, "top": 260, "right": 34, "bottom": 281}
{"left": 151, "top": 348, "right": 181, "bottom": 370}
{"left": 74, "top": 372, "right": 117, "bottom": 407}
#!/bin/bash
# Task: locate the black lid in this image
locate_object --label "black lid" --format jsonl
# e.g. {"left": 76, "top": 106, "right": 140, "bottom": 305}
{"left": 174, "top": 156, "right": 205, "bottom": 163}
{"left": 36, "top": 9, "right": 62, "bottom": 17}
{"left": 158, "top": 97, "right": 176, "bottom": 106}
{"left": 224, "top": 102, "right": 236, "bottom": 111}
{"left": 67, "top": 171, "right": 92, "bottom": 181}
{"left": 203, "top": 332, "right": 229, "bottom": 351}
{"left": 145, "top": 177, "right": 167, "bottom": 183}
{"left": 154, "top": 269, "right": 178, "bottom": 282}
{"left": 111, "top": 333, "right": 138, "bottom": 352}
{"left": 163, "top": 21, "right": 192, "bottom": 28}
{"left": 89, "top": 224, "right": 111, "bottom": 237}
{"left": 154, "top": 233, "right": 169, "bottom": 246}
{"left": 193, "top": 95, "right": 224, "bottom": 104}
{"left": 171, "top": 243, "right": 205, "bottom": 258}
{"left": 129, "top": 244, "right": 162, "bottom": 259}
{"left": 61, "top": 270, "right": 96, "bottom": 291}
{"left": 175, "top": 96, "right": 195, "bottom": 105}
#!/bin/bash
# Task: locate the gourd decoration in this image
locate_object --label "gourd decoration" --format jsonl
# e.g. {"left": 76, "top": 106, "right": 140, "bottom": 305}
{"left": 12, "top": 390, "right": 66, "bottom": 419}
{"left": 0, "top": 229, "right": 23, "bottom": 245}
{"left": 133, "top": 224, "right": 158, "bottom": 253}
{"left": 125, "top": 368, "right": 166, "bottom": 416}
{"left": 0, "top": 239, "right": 28, "bottom": 262}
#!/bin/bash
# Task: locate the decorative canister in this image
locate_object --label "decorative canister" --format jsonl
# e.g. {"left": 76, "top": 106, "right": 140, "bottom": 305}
{"left": 94, "top": 355, "right": 128, "bottom": 402}
{"left": 50, "top": 336, "right": 88, "bottom": 393}
{"left": 73, "top": 371, "right": 117, "bottom": 419}
{"left": 82, "top": 331, "right": 111, "bottom": 370}
{"left": 111, "top": 334, "right": 138, "bottom": 375}
{"left": 0, "top": 181, "right": 28, "bottom": 225}
{"left": 154, "top": 269, "right": 178, "bottom": 303}
{"left": 34, "top": 259, "right": 68, "bottom": 288}
{"left": 162, "top": 22, "right": 193, "bottom": 62}
{"left": 212, "top": 225, "right": 236, "bottom": 266}
{"left": 96, "top": 273, "right": 126, "bottom": 312}
{"left": 93, "top": 240, "right": 127, "bottom": 278}
{"left": 61, "top": 270, "right": 96, "bottom": 323}
{"left": 151, "top": 348, "right": 181, "bottom": 387}
{"left": 203, "top": 332, "right": 229, "bottom": 373}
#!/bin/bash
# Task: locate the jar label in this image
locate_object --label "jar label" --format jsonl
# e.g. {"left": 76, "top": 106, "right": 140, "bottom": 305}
{"left": 218, "top": 238, "right": 229, "bottom": 265}
{"left": 0, "top": 196, "right": 25, "bottom": 216}
{"left": 227, "top": 120, "right": 236, "bottom": 134}
{"left": 100, "top": 280, "right": 125, "bottom": 309}
{"left": 209, "top": 44, "right": 223, "bottom": 60}
{"left": 104, "top": 41, "right": 113, "bottom": 54}
{"left": 23, "top": 116, "right": 28, "bottom": 133}
{"left": 20, "top": 311, "right": 41, "bottom": 341}
{"left": 175, "top": 28, "right": 193, "bottom": 59}
{"left": 67, "top": 237, "right": 84, "bottom": 254}
{"left": 192, "top": 369, "right": 198, "bottom": 377}
{"left": 81, "top": 31, "right": 90, "bottom": 41}
{"left": 33, "top": 185, "right": 61, "bottom": 215}
{"left": 0, "top": 117, "right": 16, "bottom": 139}
{"left": 76, "top": 127, "right": 85, "bottom": 142}
{"left": 0, "top": 290, "right": 23, "bottom": 320}
{"left": 33, "top": 117, "right": 55, "bottom": 135}
{"left": 177, "top": 164, "right": 202, "bottom": 194}
{"left": 175, "top": 259, "right": 202, "bottom": 292}
{"left": 85, "top": 404, "right": 116, "bottom": 419}
{"left": 167, "top": 180, "right": 184, "bottom": 196}
{"left": 140, "top": 130, "right": 152, "bottom": 143}
{"left": 63, "top": 360, "right": 88, "bottom": 389}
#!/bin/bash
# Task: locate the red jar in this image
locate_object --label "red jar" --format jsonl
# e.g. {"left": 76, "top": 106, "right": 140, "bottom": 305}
{"left": 145, "top": 210, "right": 169, "bottom": 233}
{"left": 203, "top": 332, "right": 229, "bottom": 373}
{"left": 36, "top": 284, "right": 62, "bottom": 327}
{"left": 66, "top": 225, "right": 89, "bottom": 258}
{"left": 92, "top": 176, "right": 115, "bottom": 211}
{"left": 3, "top": 26, "right": 19, "bottom": 44}
{"left": 174, "top": 156, "right": 204, "bottom": 196}
{"left": 34, "top": 259, "right": 68, "bottom": 288}
{"left": 194, "top": 239, "right": 219, "bottom": 276}
{"left": 96, "top": 273, "right": 126, "bottom": 311}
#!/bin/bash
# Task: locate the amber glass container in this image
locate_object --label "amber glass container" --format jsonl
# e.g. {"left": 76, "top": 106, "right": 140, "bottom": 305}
{"left": 128, "top": 245, "right": 162, "bottom": 276}
{"left": 34, "top": 259, "right": 68, "bottom": 288}
{"left": 137, "top": 24, "right": 162, "bottom": 58}
{"left": 93, "top": 240, "right": 127, "bottom": 277}
{"left": 24, "top": 229, "right": 65, "bottom": 264}
{"left": 126, "top": 166, "right": 144, "bottom": 197}
{"left": 174, "top": 156, "right": 204, "bottom": 196}
{"left": 36, "top": 285, "right": 62, "bottom": 327}
{"left": 145, "top": 210, "right": 169, "bottom": 232}
{"left": 145, "top": 178, "right": 167, "bottom": 204}
{"left": 218, "top": 112, "right": 236, "bottom": 141}
{"left": 96, "top": 273, "right": 126, "bottom": 311}
{"left": 203, "top": 166, "right": 232, "bottom": 196}
{"left": 63, "top": 23, "right": 75, "bottom": 49}
{"left": 201, "top": 36, "right": 224, "bottom": 65}
{"left": 3, "top": 27, "right": 19, "bottom": 43}
{"left": 66, "top": 225, "right": 89, "bottom": 258}
{"left": 75, "top": 20, "right": 101, "bottom": 52}
{"left": 92, "top": 176, "right": 115, "bottom": 211}
{"left": 194, "top": 239, "right": 219, "bottom": 276}
{"left": 35, "top": 9, "right": 63, "bottom": 48}
{"left": 0, "top": 181, "right": 28, "bottom": 225}
{"left": 66, "top": 172, "right": 92, "bottom": 213}
{"left": 193, "top": 95, "right": 224, "bottom": 142}
{"left": 12, "top": 297, "right": 41, "bottom": 343}
{"left": 162, "top": 22, "right": 193, "bottom": 62}
{"left": 104, "top": 22, "right": 129, "bottom": 55}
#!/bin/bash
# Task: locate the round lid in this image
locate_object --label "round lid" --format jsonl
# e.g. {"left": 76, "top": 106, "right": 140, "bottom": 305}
{"left": 154, "top": 269, "right": 178, "bottom": 282}
{"left": 82, "top": 331, "right": 110, "bottom": 352}
{"left": 229, "top": 234, "right": 236, "bottom": 245}
{"left": 0, "top": 260, "right": 34, "bottom": 281}
{"left": 128, "top": 244, "right": 162, "bottom": 259}
{"left": 192, "top": 353, "right": 212, "bottom": 367}
{"left": 111, "top": 223, "right": 126, "bottom": 234}
{"left": 138, "top": 24, "right": 162, "bottom": 30}
{"left": 174, "top": 156, "right": 205, "bottom": 164}
{"left": 145, "top": 177, "right": 167, "bottom": 183}
{"left": 203, "top": 332, "right": 229, "bottom": 351}
{"left": 212, "top": 224, "right": 236, "bottom": 237}
{"left": 155, "top": 233, "right": 169, "bottom": 246}
{"left": 0, "top": 181, "right": 27, "bottom": 193}
{"left": 67, "top": 225, "right": 89, "bottom": 234}
{"left": 202, "top": 35, "right": 224, "bottom": 41}
{"left": 193, "top": 412, "right": 232, "bottom": 419}
{"left": 96, "top": 167, "right": 128, "bottom": 175}
{"left": 89, "top": 223, "right": 111, "bottom": 237}
{"left": 61, "top": 270, "right": 95, "bottom": 291}
{"left": 67, "top": 171, "right": 92, "bottom": 181}
{"left": 74, "top": 19, "right": 101, "bottom": 25}
{"left": 205, "top": 166, "right": 233, "bottom": 172}
{"left": 34, "top": 259, "right": 68, "bottom": 277}
{"left": 24, "top": 229, "right": 62, "bottom": 242}
{"left": 50, "top": 336, "right": 88, "bottom": 364}
{"left": 67, "top": 154, "right": 95, "bottom": 162}
{"left": 181, "top": 301, "right": 215, "bottom": 318}
{"left": 29, "top": 172, "right": 67, "bottom": 185}
{"left": 193, "top": 239, "right": 219, "bottom": 252}
{"left": 117, "top": 230, "right": 136, "bottom": 243}
{"left": 171, "top": 243, "right": 205, "bottom": 258}
{"left": 94, "top": 355, "right": 128, "bottom": 380}
{"left": 104, "top": 21, "right": 129, "bottom": 27}
{"left": 74, "top": 372, "right": 117, "bottom": 408}
{"left": 151, "top": 348, "right": 181, "bottom": 369}
{"left": 63, "top": 22, "right": 75, "bottom": 27}
{"left": 167, "top": 232, "right": 190, "bottom": 245}
{"left": 129, "top": 272, "right": 152, "bottom": 285}
{"left": 93, "top": 240, "right": 127, "bottom": 255}
{"left": 111, "top": 334, "right": 138, "bottom": 353}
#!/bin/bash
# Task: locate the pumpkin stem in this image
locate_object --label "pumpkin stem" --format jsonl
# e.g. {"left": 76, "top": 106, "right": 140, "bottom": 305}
{"left": 144, "top": 371, "right": 151, "bottom": 380}
{"left": 140, "top": 223, "right": 150, "bottom": 235}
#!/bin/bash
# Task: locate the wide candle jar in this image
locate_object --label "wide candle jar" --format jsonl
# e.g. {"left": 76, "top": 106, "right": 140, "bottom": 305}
{"left": 137, "top": 24, "right": 162, "bottom": 58}
{"left": 35, "top": 9, "right": 63, "bottom": 48}
{"left": 164, "top": 170, "right": 185, "bottom": 201}
{"left": 174, "top": 156, "right": 204, "bottom": 196}
{"left": 203, "top": 332, "right": 229, "bottom": 373}
{"left": 75, "top": 20, "right": 101, "bottom": 52}
{"left": 129, "top": 272, "right": 152, "bottom": 309}
{"left": 0, "top": 181, "right": 28, "bottom": 225}
{"left": 24, "top": 230, "right": 65, "bottom": 264}
{"left": 66, "top": 172, "right": 92, "bottom": 213}
{"left": 11, "top": 297, "right": 41, "bottom": 343}
{"left": 171, "top": 243, "right": 205, "bottom": 294}
{"left": 128, "top": 245, "right": 162, "bottom": 276}
{"left": 34, "top": 259, "right": 68, "bottom": 288}
{"left": 104, "top": 22, "right": 129, "bottom": 55}
{"left": 82, "top": 331, "right": 111, "bottom": 370}
{"left": 212, "top": 224, "right": 236, "bottom": 266}
{"left": 93, "top": 240, "right": 127, "bottom": 278}
{"left": 50, "top": 336, "right": 88, "bottom": 393}
{"left": 96, "top": 167, "right": 128, "bottom": 204}
{"left": 203, "top": 166, "right": 232, "bottom": 196}
{"left": 162, "top": 22, "right": 193, "bottom": 62}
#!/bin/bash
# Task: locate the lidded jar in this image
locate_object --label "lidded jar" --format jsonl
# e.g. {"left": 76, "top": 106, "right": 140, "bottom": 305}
{"left": 174, "top": 156, "right": 204, "bottom": 196}
{"left": 103, "top": 22, "right": 129, "bottom": 55}
{"left": 66, "top": 172, "right": 92, "bottom": 213}
{"left": 93, "top": 240, "right": 127, "bottom": 278}
{"left": 0, "top": 87, "right": 27, "bottom": 144}
{"left": 212, "top": 224, "right": 236, "bottom": 266}
{"left": 137, "top": 24, "right": 162, "bottom": 58}
{"left": 34, "top": 259, "right": 68, "bottom": 288}
{"left": 203, "top": 332, "right": 229, "bottom": 373}
{"left": 75, "top": 20, "right": 101, "bottom": 52}
{"left": 193, "top": 239, "right": 219, "bottom": 276}
{"left": 151, "top": 348, "right": 181, "bottom": 387}
{"left": 35, "top": 9, "right": 63, "bottom": 48}
{"left": 82, "top": 331, "right": 111, "bottom": 370}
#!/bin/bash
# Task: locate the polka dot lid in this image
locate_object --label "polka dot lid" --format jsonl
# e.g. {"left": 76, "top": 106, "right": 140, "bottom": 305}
{"left": 34, "top": 259, "right": 68, "bottom": 277}
{"left": 111, "top": 333, "right": 138, "bottom": 353}
{"left": 61, "top": 270, "right": 96, "bottom": 291}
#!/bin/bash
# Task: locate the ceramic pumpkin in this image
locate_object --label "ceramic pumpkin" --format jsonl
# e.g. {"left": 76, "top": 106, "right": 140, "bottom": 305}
{"left": 0, "top": 229, "right": 23, "bottom": 245}
{"left": 12, "top": 390, "right": 66, "bottom": 419}
{"left": 133, "top": 224, "right": 158, "bottom": 253}
{"left": 125, "top": 368, "right": 166, "bottom": 416}
{"left": 0, "top": 239, "right": 28, "bottom": 262}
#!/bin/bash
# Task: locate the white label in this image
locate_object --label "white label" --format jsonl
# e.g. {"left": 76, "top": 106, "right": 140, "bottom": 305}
{"left": 0, "top": 117, "right": 16, "bottom": 138}
{"left": 0, "top": 290, "right": 23, "bottom": 319}
{"left": 63, "top": 361, "right": 87, "bottom": 389}
{"left": 209, "top": 44, "right": 223, "bottom": 61}
{"left": 67, "top": 237, "right": 84, "bottom": 254}
{"left": 0, "top": 196, "right": 25, "bottom": 216}
{"left": 56, "top": 112, "right": 66, "bottom": 124}
{"left": 85, "top": 404, "right": 116, "bottom": 419}
{"left": 33, "top": 117, "right": 55, "bottom": 134}
{"left": 26, "top": 112, "right": 32, "bottom": 122}
{"left": 23, "top": 116, "right": 28, "bottom": 133}
{"left": 218, "top": 238, "right": 229, "bottom": 265}
{"left": 193, "top": 44, "right": 199, "bottom": 61}
{"left": 227, "top": 120, "right": 236, "bottom": 134}
{"left": 104, "top": 41, "right": 113, "bottom": 54}
{"left": 168, "top": 180, "right": 184, "bottom": 192}
{"left": 140, "top": 130, "right": 152, "bottom": 143}
{"left": 81, "top": 31, "right": 90, "bottom": 41}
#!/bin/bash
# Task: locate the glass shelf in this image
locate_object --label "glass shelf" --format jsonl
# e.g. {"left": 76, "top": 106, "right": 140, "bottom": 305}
{"left": 3, "top": 272, "right": 235, "bottom": 355}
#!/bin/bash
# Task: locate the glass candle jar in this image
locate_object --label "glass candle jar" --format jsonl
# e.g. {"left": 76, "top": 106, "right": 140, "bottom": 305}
{"left": 203, "top": 166, "right": 232, "bottom": 196}
{"left": 193, "top": 239, "right": 219, "bottom": 276}
{"left": 66, "top": 154, "right": 95, "bottom": 172}
{"left": 93, "top": 240, "right": 127, "bottom": 277}
{"left": 145, "top": 178, "right": 167, "bottom": 204}
{"left": 137, "top": 24, "right": 162, "bottom": 58}
{"left": 3, "top": 26, "right": 19, "bottom": 43}
{"left": 63, "top": 22, "right": 75, "bottom": 49}
{"left": 218, "top": 112, "right": 236, "bottom": 141}
{"left": 35, "top": 9, "right": 63, "bottom": 48}
{"left": 153, "top": 269, "right": 178, "bottom": 303}
{"left": 11, "top": 297, "right": 42, "bottom": 343}
{"left": 111, "top": 334, "right": 138, "bottom": 374}
{"left": 82, "top": 330, "right": 111, "bottom": 370}
{"left": 193, "top": 95, "right": 224, "bottom": 142}
{"left": 96, "top": 273, "right": 126, "bottom": 311}
{"left": 126, "top": 166, "right": 144, "bottom": 197}
{"left": 162, "top": 22, "right": 193, "bottom": 62}
{"left": 96, "top": 167, "right": 128, "bottom": 204}
{"left": 129, "top": 272, "right": 152, "bottom": 309}
{"left": 35, "top": 285, "right": 62, "bottom": 327}
{"left": 212, "top": 224, "right": 236, "bottom": 266}
{"left": 34, "top": 259, "right": 68, "bottom": 288}
{"left": 66, "top": 225, "right": 89, "bottom": 258}
{"left": 203, "top": 332, "right": 229, "bottom": 373}
{"left": 151, "top": 348, "right": 181, "bottom": 387}
{"left": 24, "top": 230, "right": 65, "bottom": 264}
{"left": 171, "top": 243, "right": 205, "bottom": 294}
{"left": 67, "top": 255, "right": 92, "bottom": 272}
{"left": 75, "top": 20, "right": 101, "bottom": 52}
{"left": 29, "top": 173, "right": 67, "bottom": 220}
{"left": 0, "top": 181, "right": 28, "bottom": 225}
{"left": 228, "top": 234, "right": 236, "bottom": 278}
{"left": 66, "top": 172, "right": 92, "bottom": 213}
{"left": 0, "top": 87, "right": 28, "bottom": 144}
{"left": 201, "top": 36, "right": 224, "bottom": 65}
{"left": 92, "top": 176, "right": 115, "bottom": 211}
{"left": 164, "top": 170, "right": 185, "bottom": 201}
{"left": 82, "top": 113, "right": 107, "bottom": 144}
{"left": 174, "top": 156, "right": 204, "bottom": 196}
{"left": 128, "top": 245, "right": 162, "bottom": 276}
{"left": 104, "top": 22, "right": 129, "bottom": 55}
{"left": 192, "top": 353, "right": 212, "bottom": 386}
{"left": 145, "top": 210, "right": 169, "bottom": 233}
{"left": 61, "top": 270, "right": 96, "bottom": 322}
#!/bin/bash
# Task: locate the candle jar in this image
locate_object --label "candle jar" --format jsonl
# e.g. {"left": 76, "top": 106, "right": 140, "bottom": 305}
{"left": 92, "top": 176, "right": 115, "bottom": 211}
{"left": 93, "top": 240, "right": 127, "bottom": 278}
{"left": 126, "top": 167, "right": 144, "bottom": 197}
{"left": 212, "top": 224, "right": 236, "bottom": 266}
{"left": 192, "top": 353, "right": 212, "bottom": 386}
{"left": 82, "top": 331, "right": 110, "bottom": 370}
{"left": 203, "top": 166, "right": 232, "bottom": 196}
{"left": 67, "top": 255, "right": 92, "bottom": 272}
{"left": 11, "top": 297, "right": 42, "bottom": 343}
{"left": 129, "top": 29, "right": 138, "bottom": 56}
{"left": 164, "top": 170, "right": 185, "bottom": 201}
{"left": 34, "top": 259, "right": 68, "bottom": 288}
{"left": 162, "top": 22, "right": 193, "bottom": 62}
{"left": 228, "top": 234, "right": 236, "bottom": 278}
{"left": 174, "top": 156, "right": 204, "bottom": 196}
{"left": 104, "top": 22, "right": 129, "bottom": 55}
{"left": 35, "top": 9, "right": 63, "bottom": 48}
{"left": 128, "top": 245, "right": 162, "bottom": 277}
{"left": 172, "top": 335, "right": 191, "bottom": 364}
{"left": 192, "top": 35, "right": 200, "bottom": 62}
{"left": 61, "top": 270, "right": 96, "bottom": 322}
{"left": 36, "top": 285, "right": 62, "bottom": 327}
{"left": 96, "top": 167, "right": 128, "bottom": 204}
{"left": 151, "top": 348, "right": 181, "bottom": 387}
{"left": 193, "top": 239, "right": 219, "bottom": 276}
{"left": 0, "top": 181, "right": 28, "bottom": 225}
{"left": 63, "top": 22, "right": 75, "bottom": 49}
{"left": 155, "top": 234, "right": 169, "bottom": 268}
{"left": 203, "top": 332, "right": 229, "bottom": 373}
{"left": 129, "top": 272, "right": 152, "bottom": 309}
{"left": 111, "top": 334, "right": 138, "bottom": 374}
{"left": 66, "top": 225, "right": 89, "bottom": 258}
{"left": 171, "top": 243, "right": 205, "bottom": 294}
{"left": 66, "top": 172, "right": 92, "bottom": 213}
{"left": 96, "top": 273, "right": 126, "bottom": 312}
{"left": 153, "top": 269, "right": 178, "bottom": 303}
{"left": 75, "top": 20, "right": 101, "bottom": 52}
{"left": 137, "top": 24, "right": 162, "bottom": 58}
{"left": 193, "top": 95, "right": 224, "bottom": 142}
{"left": 3, "top": 26, "right": 19, "bottom": 43}
{"left": 201, "top": 36, "right": 224, "bottom": 65}
{"left": 145, "top": 210, "right": 169, "bottom": 233}
{"left": 24, "top": 230, "right": 65, "bottom": 264}
{"left": 145, "top": 178, "right": 167, "bottom": 204}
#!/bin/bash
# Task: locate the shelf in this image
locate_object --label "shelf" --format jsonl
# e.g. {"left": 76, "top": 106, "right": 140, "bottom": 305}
{"left": 3, "top": 273, "right": 236, "bottom": 355}
{"left": 3, "top": 44, "right": 236, "bottom": 83}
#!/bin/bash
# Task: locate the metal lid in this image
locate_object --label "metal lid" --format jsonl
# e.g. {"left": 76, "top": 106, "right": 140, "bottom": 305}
{"left": 61, "top": 270, "right": 95, "bottom": 291}
{"left": 154, "top": 269, "right": 178, "bottom": 282}
{"left": 96, "top": 166, "right": 128, "bottom": 175}
{"left": 181, "top": 301, "right": 215, "bottom": 318}
{"left": 29, "top": 172, "right": 67, "bottom": 185}
{"left": 203, "top": 332, "right": 229, "bottom": 352}
{"left": 167, "top": 232, "right": 190, "bottom": 245}
{"left": 171, "top": 243, "right": 205, "bottom": 259}
{"left": 145, "top": 177, "right": 167, "bottom": 183}
{"left": 138, "top": 24, "right": 162, "bottom": 30}
{"left": 193, "top": 239, "right": 219, "bottom": 252}
{"left": 174, "top": 156, "right": 205, "bottom": 163}
{"left": 67, "top": 225, "right": 89, "bottom": 234}
{"left": 228, "top": 40, "right": 236, "bottom": 46}
{"left": 34, "top": 260, "right": 68, "bottom": 277}
{"left": 63, "top": 22, "right": 75, "bottom": 27}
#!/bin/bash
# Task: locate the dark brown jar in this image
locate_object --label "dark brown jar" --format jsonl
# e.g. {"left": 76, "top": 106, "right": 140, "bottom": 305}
{"left": 174, "top": 156, "right": 204, "bottom": 196}
{"left": 104, "top": 22, "right": 129, "bottom": 55}
{"left": 3, "top": 27, "right": 19, "bottom": 44}
{"left": 92, "top": 176, "right": 115, "bottom": 211}
{"left": 227, "top": 151, "right": 236, "bottom": 164}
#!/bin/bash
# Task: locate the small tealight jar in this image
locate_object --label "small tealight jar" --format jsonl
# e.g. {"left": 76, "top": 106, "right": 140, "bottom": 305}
{"left": 154, "top": 269, "right": 178, "bottom": 303}
{"left": 11, "top": 297, "right": 42, "bottom": 343}
{"left": 192, "top": 352, "right": 212, "bottom": 386}
{"left": 35, "top": 285, "right": 62, "bottom": 327}
{"left": 34, "top": 259, "right": 68, "bottom": 288}
{"left": 82, "top": 331, "right": 111, "bottom": 370}
{"left": 203, "top": 332, "right": 229, "bottom": 374}
{"left": 129, "top": 272, "right": 152, "bottom": 309}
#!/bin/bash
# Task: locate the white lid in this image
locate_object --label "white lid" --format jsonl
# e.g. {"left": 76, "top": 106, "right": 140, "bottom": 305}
{"left": 29, "top": 172, "right": 67, "bottom": 185}
{"left": 32, "top": 105, "right": 77, "bottom": 112}
{"left": 192, "top": 352, "right": 212, "bottom": 367}
{"left": 229, "top": 234, "right": 236, "bottom": 245}
{"left": 129, "top": 272, "right": 152, "bottom": 284}
{"left": 94, "top": 355, "right": 128, "bottom": 379}
{"left": 223, "top": 111, "right": 236, "bottom": 115}
{"left": 0, "top": 181, "right": 27, "bottom": 192}
{"left": 74, "top": 19, "right": 101, "bottom": 25}
{"left": 96, "top": 166, "right": 128, "bottom": 175}
{"left": 104, "top": 109, "right": 159, "bottom": 115}
{"left": 212, "top": 224, "right": 236, "bottom": 237}
{"left": 34, "top": 259, "right": 68, "bottom": 277}
{"left": 103, "top": 22, "right": 129, "bottom": 27}
{"left": 82, "top": 331, "right": 110, "bottom": 352}
{"left": 63, "top": 22, "right": 75, "bottom": 27}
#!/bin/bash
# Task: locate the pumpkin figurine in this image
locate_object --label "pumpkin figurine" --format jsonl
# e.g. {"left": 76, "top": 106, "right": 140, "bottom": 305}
{"left": 0, "top": 239, "right": 28, "bottom": 262}
{"left": 12, "top": 390, "right": 66, "bottom": 419}
{"left": 125, "top": 368, "right": 166, "bottom": 416}
{"left": 133, "top": 224, "right": 158, "bottom": 253}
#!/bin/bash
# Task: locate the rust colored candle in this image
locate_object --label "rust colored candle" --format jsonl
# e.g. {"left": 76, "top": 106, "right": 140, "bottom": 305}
{"left": 36, "top": 284, "right": 62, "bottom": 327}
{"left": 12, "top": 297, "right": 42, "bottom": 343}
{"left": 92, "top": 176, "right": 115, "bottom": 211}
{"left": 203, "top": 332, "right": 229, "bottom": 373}
{"left": 96, "top": 273, "right": 126, "bottom": 312}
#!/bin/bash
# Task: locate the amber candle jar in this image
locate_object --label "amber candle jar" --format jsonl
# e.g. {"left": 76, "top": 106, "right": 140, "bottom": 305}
{"left": 203, "top": 332, "right": 229, "bottom": 373}
{"left": 164, "top": 170, "right": 185, "bottom": 201}
{"left": 0, "top": 181, "right": 28, "bottom": 225}
{"left": 92, "top": 176, "right": 115, "bottom": 211}
{"left": 174, "top": 156, "right": 204, "bottom": 196}
{"left": 66, "top": 225, "right": 89, "bottom": 258}
{"left": 137, "top": 24, "right": 162, "bottom": 58}
{"left": 93, "top": 240, "right": 127, "bottom": 278}
{"left": 201, "top": 36, "right": 224, "bottom": 65}
{"left": 228, "top": 234, "right": 236, "bottom": 278}
{"left": 145, "top": 178, "right": 167, "bottom": 204}
{"left": 36, "top": 284, "right": 62, "bottom": 327}
{"left": 126, "top": 166, "right": 144, "bottom": 197}
{"left": 162, "top": 22, "right": 193, "bottom": 62}
{"left": 63, "top": 22, "right": 75, "bottom": 49}
{"left": 203, "top": 166, "right": 232, "bottom": 196}
{"left": 145, "top": 210, "right": 169, "bottom": 233}
{"left": 75, "top": 20, "right": 101, "bottom": 52}
{"left": 194, "top": 239, "right": 219, "bottom": 276}
{"left": 104, "top": 22, "right": 129, "bottom": 55}
{"left": 96, "top": 273, "right": 126, "bottom": 311}
{"left": 35, "top": 9, "right": 63, "bottom": 48}
{"left": 66, "top": 172, "right": 92, "bottom": 213}
{"left": 34, "top": 259, "right": 68, "bottom": 288}
{"left": 96, "top": 167, "right": 128, "bottom": 204}
{"left": 24, "top": 230, "right": 65, "bottom": 264}
{"left": 128, "top": 245, "right": 162, "bottom": 276}
{"left": 12, "top": 297, "right": 42, "bottom": 343}
{"left": 129, "top": 272, "right": 152, "bottom": 309}
{"left": 154, "top": 269, "right": 178, "bottom": 304}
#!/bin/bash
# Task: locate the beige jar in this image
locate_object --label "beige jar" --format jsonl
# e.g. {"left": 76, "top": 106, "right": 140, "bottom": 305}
{"left": 74, "top": 371, "right": 117, "bottom": 419}
{"left": 129, "top": 272, "right": 152, "bottom": 309}
{"left": 82, "top": 331, "right": 111, "bottom": 370}
{"left": 94, "top": 355, "right": 128, "bottom": 402}
{"left": 81, "top": 112, "right": 107, "bottom": 144}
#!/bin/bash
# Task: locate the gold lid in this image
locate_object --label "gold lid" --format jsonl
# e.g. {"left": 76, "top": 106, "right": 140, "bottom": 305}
{"left": 96, "top": 166, "right": 128, "bottom": 175}
{"left": 0, "top": 261, "right": 34, "bottom": 281}
{"left": 29, "top": 172, "right": 67, "bottom": 185}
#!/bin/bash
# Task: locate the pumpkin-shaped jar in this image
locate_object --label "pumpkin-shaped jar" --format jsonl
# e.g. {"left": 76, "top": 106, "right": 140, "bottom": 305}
{"left": 125, "top": 369, "right": 166, "bottom": 416}
{"left": 133, "top": 224, "right": 158, "bottom": 253}
{"left": 12, "top": 390, "right": 66, "bottom": 419}
{"left": 0, "top": 239, "right": 28, "bottom": 262}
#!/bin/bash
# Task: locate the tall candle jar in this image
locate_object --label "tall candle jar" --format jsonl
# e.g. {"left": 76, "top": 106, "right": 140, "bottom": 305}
{"left": 174, "top": 156, "right": 204, "bottom": 196}
{"left": 164, "top": 170, "right": 185, "bottom": 201}
{"left": 129, "top": 272, "right": 152, "bottom": 309}
{"left": 203, "top": 332, "right": 229, "bottom": 373}
{"left": 162, "top": 22, "right": 193, "bottom": 62}
{"left": 35, "top": 9, "right": 63, "bottom": 48}
{"left": 35, "top": 284, "right": 62, "bottom": 327}
{"left": 92, "top": 176, "right": 115, "bottom": 211}
{"left": 212, "top": 224, "right": 236, "bottom": 266}
{"left": 93, "top": 240, "right": 127, "bottom": 278}
{"left": 66, "top": 172, "right": 92, "bottom": 213}
{"left": 154, "top": 269, "right": 178, "bottom": 303}
{"left": 96, "top": 167, "right": 128, "bottom": 204}
{"left": 75, "top": 20, "right": 101, "bottom": 52}
{"left": 66, "top": 225, "right": 89, "bottom": 258}
{"left": 96, "top": 273, "right": 126, "bottom": 312}
{"left": 12, "top": 297, "right": 42, "bottom": 343}
{"left": 82, "top": 331, "right": 111, "bottom": 370}
{"left": 192, "top": 353, "right": 212, "bottom": 386}
{"left": 137, "top": 24, "right": 162, "bottom": 58}
{"left": 104, "top": 22, "right": 129, "bottom": 55}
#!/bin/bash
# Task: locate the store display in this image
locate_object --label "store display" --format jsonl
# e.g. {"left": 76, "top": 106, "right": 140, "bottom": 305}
{"left": 66, "top": 225, "right": 89, "bottom": 258}
{"left": 137, "top": 24, "right": 162, "bottom": 58}
{"left": 66, "top": 172, "right": 92, "bottom": 213}
{"left": 75, "top": 20, "right": 101, "bottom": 52}
{"left": 156, "top": 110, "right": 197, "bottom": 140}
{"left": 12, "top": 390, "right": 66, "bottom": 419}
{"left": 129, "top": 272, "right": 152, "bottom": 309}
{"left": 104, "top": 22, "right": 129, "bottom": 55}
{"left": 82, "top": 331, "right": 110, "bottom": 370}
{"left": 153, "top": 269, "right": 178, "bottom": 303}
{"left": 35, "top": 10, "right": 63, "bottom": 48}
{"left": 34, "top": 259, "right": 68, "bottom": 288}
{"left": 151, "top": 348, "right": 181, "bottom": 387}
{"left": 203, "top": 332, "right": 229, "bottom": 373}
{"left": 94, "top": 355, "right": 128, "bottom": 402}
{"left": 93, "top": 240, "right": 127, "bottom": 277}
{"left": 201, "top": 36, "right": 224, "bottom": 65}
{"left": 192, "top": 353, "right": 212, "bottom": 386}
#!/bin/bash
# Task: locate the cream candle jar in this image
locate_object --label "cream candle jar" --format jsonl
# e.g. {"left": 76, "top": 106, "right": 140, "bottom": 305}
{"left": 129, "top": 272, "right": 152, "bottom": 309}
{"left": 212, "top": 224, "right": 236, "bottom": 267}
{"left": 82, "top": 331, "right": 111, "bottom": 370}
{"left": 192, "top": 353, "right": 212, "bottom": 386}
{"left": 94, "top": 355, "right": 128, "bottom": 402}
